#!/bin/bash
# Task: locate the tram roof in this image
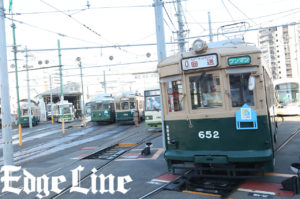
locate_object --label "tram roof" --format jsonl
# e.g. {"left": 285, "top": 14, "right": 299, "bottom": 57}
{"left": 91, "top": 93, "right": 114, "bottom": 102}
{"left": 158, "top": 44, "right": 260, "bottom": 68}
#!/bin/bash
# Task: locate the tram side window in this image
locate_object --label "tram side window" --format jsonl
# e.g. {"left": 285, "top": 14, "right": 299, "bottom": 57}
{"left": 167, "top": 80, "right": 184, "bottom": 112}
{"left": 229, "top": 73, "right": 254, "bottom": 107}
{"left": 190, "top": 73, "right": 222, "bottom": 109}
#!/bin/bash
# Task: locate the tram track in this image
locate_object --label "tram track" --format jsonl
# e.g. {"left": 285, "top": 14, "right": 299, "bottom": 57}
{"left": 50, "top": 132, "right": 161, "bottom": 199}
{"left": 0, "top": 125, "right": 128, "bottom": 166}
{"left": 0, "top": 122, "right": 160, "bottom": 199}
{"left": 275, "top": 127, "right": 300, "bottom": 154}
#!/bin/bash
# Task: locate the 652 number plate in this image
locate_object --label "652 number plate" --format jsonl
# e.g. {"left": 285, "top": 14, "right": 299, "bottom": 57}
{"left": 198, "top": 131, "right": 220, "bottom": 139}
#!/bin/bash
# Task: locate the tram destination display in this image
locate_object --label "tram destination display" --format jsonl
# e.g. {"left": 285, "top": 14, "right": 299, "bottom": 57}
{"left": 182, "top": 54, "right": 218, "bottom": 71}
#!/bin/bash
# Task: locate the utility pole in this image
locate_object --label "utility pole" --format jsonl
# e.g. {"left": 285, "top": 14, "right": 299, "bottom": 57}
{"left": 11, "top": 18, "right": 22, "bottom": 145}
{"left": 153, "top": 0, "right": 166, "bottom": 149}
{"left": 153, "top": 0, "right": 166, "bottom": 61}
{"left": 208, "top": 12, "right": 213, "bottom": 42}
{"left": 58, "top": 40, "right": 64, "bottom": 134}
{"left": 0, "top": 0, "right": 14, "bottom": 165}
{"left": 49, "top": 75, "right": 54, "bottom": 124}
{"left": 175, "top": 0, "right": 186, "bottom": 53}
{"left": 103, "top": 71, "right": 107, "bottom": 93}
{"left": 76, "top": 57, "right": 86, "bottom": 127}
{"left": 25, "top": 47, "right": 32, "bottom": 128}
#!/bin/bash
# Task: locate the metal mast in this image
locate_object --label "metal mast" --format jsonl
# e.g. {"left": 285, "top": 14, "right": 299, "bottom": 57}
{"left": 175, "top": 0, "right": 186, "bottom": 53}
{"left": 0, "top": 0, "right": 14, "bottom": 165}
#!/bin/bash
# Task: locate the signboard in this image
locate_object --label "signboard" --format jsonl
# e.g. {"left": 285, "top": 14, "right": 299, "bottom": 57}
{"left": 228, "top": 56, "right": 251, "bottom": 66}
{"left": 182, "top": 54, "right": 218, "bottom": 71}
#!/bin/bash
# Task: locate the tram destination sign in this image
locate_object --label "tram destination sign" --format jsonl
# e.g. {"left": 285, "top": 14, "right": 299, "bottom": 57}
{"left": 228, "top": 56, "right": 251, "bottom": 66}
{"left": 182, "top": 54, "right": 218, "bottom": 71}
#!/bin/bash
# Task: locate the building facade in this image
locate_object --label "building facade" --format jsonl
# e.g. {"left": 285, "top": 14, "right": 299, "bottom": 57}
{"left": 258, "top": 24, "right": 300, "bottom": 80}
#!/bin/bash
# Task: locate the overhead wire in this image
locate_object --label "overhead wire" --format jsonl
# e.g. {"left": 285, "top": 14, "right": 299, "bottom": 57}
{"left": 166, "top": 7, "right": 300, "bottom": 25}
{"left": 5, "top": 17, "right": 103, "bottom": 45}
{"left": 221, "top": 0, "right": 234, "bottom": 21}
{"left": 163, "top": 4, "right": 177, "bottom": 31}
{"left": 226, "top": 0, "right": 259, "bottom": 27}
{"left": 6, "top": 4, "right": 153, "bottom": 16}
{"left": 39, "top": 0, "right": 139, "bottom": 57}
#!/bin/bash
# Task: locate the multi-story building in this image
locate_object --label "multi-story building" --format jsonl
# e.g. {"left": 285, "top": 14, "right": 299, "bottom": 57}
{"left": 258, "top": 24, "right": 300, "bottom": 80}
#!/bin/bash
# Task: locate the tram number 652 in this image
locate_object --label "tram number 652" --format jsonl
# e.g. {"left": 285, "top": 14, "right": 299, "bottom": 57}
{"left": 198, "top": 131, "right": 220, "bottom": 139}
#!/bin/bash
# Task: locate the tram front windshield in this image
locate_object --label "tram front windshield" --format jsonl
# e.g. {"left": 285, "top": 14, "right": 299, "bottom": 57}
{"left": 145, "top": 96, "right": 161, "bottom": 111}
{"left": 22, "top": 109, "right": 33, "bottom": 116}
{"left": 190, "top": 73, "right": 222, "bottom": 109}
{"left": 120, "top": 101, "right": 135, "bottom": 110}
{"left": 275, "top": 83, "right": 300, "bottom": 104}
{"left": 229, "top": 73, "right": 254, "bottom": 107}
{"left": 93, "top": 102, "right": 111, "bottom": 111}
{"left": 60, "top": 105, "right": 71, "bottom": 114}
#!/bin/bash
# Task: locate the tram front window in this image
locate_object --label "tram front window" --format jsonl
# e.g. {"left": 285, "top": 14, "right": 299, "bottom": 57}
{"left": 229, "top": 73, "right": 254, "bottom": 107}
{"left": 145, "top": 96, "right": 161, "bottom": 111}
{"left": 190, "top": 73, "right": 222, "bottom": 109}
{"left": 22, "top": 109, "right": 28, "bottom": 116}
{"left": 63, "top": 106, "right": 71, "bottom": 114}
{"left": 130, "top": 102, "right": 135, "bottom": 109}
{"left": 167, "top": 80, "right": 184, "bottom": 112}
{"left": 96, "top": 103, "right": 103, "bottom": 110}
{"left": 103, "top": 103, "right": 110, "bottom": 110}
{"left": 121, "top": 102, "right": 129, "bottom": 110}
{"left": 116, "top": 103, "right": 121, "bottom": 110}
{"left": 275, "top": 83, "right": 299, "bottom": 104}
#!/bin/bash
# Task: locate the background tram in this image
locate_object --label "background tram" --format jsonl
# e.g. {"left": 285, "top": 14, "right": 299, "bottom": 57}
{"left": 144, "top": 88, "right": 162, "bottom": 130}
{"left": 114, "top": 92, "right": 144, "bottom": 124}
{"left": 274, "top": 78, "right": 300, "bottom": 116}
{"left": 158, "top": 39, "right": 277, "bottom": 175}
{"left": 57, "top": 100, "right": 75, "bottom": 123}
{"left": 90, "top": 94, "right": 115, "bottom": 123}
{"left": 20, "top": 100, "right": 41, "bottom": 126}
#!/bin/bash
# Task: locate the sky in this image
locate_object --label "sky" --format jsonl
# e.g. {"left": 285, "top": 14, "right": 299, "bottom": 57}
{"left": 2, "top": 0, "right": 300, "bottom": 99}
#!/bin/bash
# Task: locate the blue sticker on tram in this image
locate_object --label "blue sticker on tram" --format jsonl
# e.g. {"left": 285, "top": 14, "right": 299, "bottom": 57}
{"left": 236, "top": 104, "right": 258, "bottom": 130}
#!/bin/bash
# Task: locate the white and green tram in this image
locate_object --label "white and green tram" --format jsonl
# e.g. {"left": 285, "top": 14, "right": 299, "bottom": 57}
{"left": 144, "top": 88, "right": 162, "bottom": 131}
{"left": 57, "top": 100, "right": 75, "bottom": 123}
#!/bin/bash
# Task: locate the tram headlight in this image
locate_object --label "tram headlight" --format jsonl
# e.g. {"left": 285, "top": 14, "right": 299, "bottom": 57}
{"left": 192, "top": 39, "right": 208, "bottom": 53}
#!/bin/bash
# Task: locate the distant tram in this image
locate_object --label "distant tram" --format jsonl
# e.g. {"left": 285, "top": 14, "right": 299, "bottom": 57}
{"left": 158, "top": 39, "right": 277, "bottom": 176}
{"left": 274, "top": 78, "right": 300, "bottom": 115}
{"left": 20, "top": 100, "right": 41, "bottom": 126}
{"left": 114, "top": 92, "right": 144, "bottom": 124}
{"left": 57, "top": 100, "right": 75, "bottom": 123}
{"left": 90, "top": 94, "right": 115, "bottom": 123}
{"left": 144, "top": 88, "right": 162, "bottom": 130}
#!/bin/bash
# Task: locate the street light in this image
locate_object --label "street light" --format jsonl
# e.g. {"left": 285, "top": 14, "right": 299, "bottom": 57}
{"left": 76, "top": 57, "right": 86, "bottom": 127}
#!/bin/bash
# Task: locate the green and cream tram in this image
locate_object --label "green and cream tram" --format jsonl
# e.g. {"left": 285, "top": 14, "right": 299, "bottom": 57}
{"left": 19, "top": 100, "right": 41, "bottom": 126}
{"left": 114, "top": 92, "right": 144, "bottom": 123}
{"left": 158, "top": 39, "right": 277, "bottom": 175}
{"left": 90, "top": 94, "right": 115, "bottom": 123}
{"left": 144, "top": 88, "right": 162, "bottom": 130}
